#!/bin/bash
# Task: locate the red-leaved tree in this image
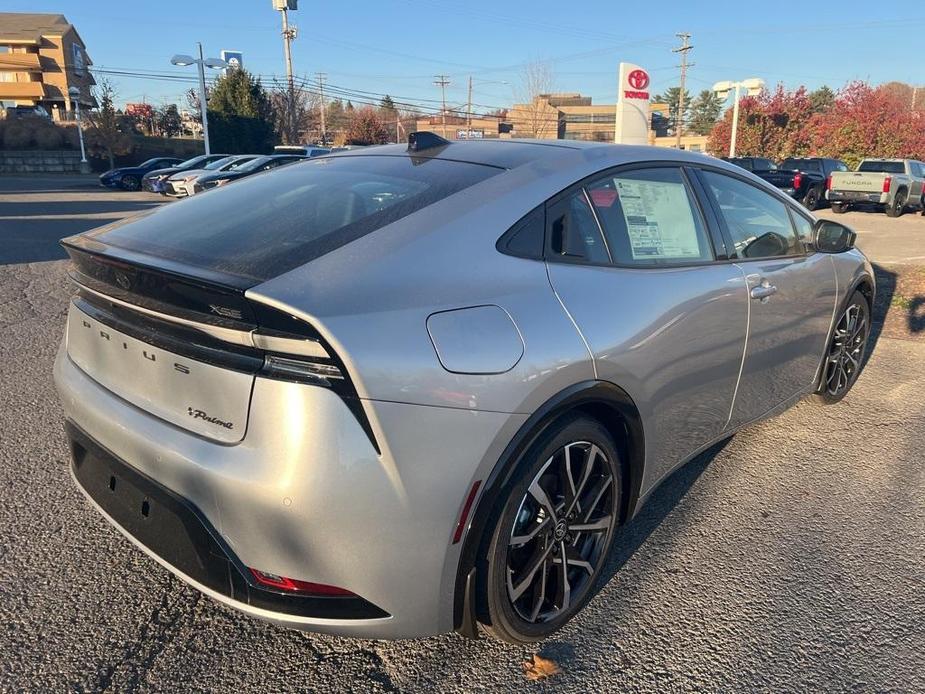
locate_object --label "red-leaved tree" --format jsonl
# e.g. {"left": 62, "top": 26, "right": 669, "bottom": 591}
{"left": 708, "top": 81, "right": 925, "bottom": 167}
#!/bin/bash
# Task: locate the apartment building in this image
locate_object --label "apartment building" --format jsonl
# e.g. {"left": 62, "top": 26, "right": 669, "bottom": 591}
{"left": 0, "top": 13, "right": 95, "bottom": 119}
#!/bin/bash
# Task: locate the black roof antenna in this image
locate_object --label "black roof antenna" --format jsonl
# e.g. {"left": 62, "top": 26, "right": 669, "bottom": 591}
{"left": 408, "top": 131, "right": 450, "bottom": 152}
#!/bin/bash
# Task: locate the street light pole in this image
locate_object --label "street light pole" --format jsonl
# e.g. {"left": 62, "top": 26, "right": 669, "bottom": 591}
{"left": 196, "top": 42, "right": 211, "bottom": 155}
{"left": 68, "top": 86, "right": 89, "bottom": 173}
{"left": 712, "top": 78, "right": 764, "bottom": 159}
{"left": 729, "top": 82, "right": 742, "bottom": 158}
{"left": 171, "top": 49, "right": 227, "bottom": 155}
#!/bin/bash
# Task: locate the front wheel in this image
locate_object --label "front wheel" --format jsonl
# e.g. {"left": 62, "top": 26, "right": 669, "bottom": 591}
{"left": 120, "top": 175, "right": 140, "bottom": 191}
{"left": 814, "top": 291, "right": 870, "bottom": 404}
{"left": 831, "top": 201, "right": 848, "bottom": 214}
{"left": 480, "top": 415, "right": 621, "bottom": 644}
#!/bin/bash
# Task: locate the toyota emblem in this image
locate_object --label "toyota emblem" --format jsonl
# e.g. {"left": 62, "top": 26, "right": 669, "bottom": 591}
{"left": 627, "top": 69, "right": 649, "bottom": 90}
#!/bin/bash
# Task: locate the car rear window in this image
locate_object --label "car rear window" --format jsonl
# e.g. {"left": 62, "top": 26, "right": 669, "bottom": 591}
{"left": 781, "top": 159, "right": 821, "bottom": 173}
{"left": 90, "top": 155, "right": 501, "bottom": 282}
{"left": 858, "top": 161, "right": 905, "bottom": 174}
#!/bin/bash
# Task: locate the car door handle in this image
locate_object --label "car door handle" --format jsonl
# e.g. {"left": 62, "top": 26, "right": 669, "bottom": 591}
{"left": 750, "top": 284, "right": 778, "bottom": 300}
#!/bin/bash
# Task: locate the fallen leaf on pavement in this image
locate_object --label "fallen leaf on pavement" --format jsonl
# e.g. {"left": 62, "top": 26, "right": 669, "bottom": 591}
{"left": 523, "top": 653, "right": 561, "bottom": 681}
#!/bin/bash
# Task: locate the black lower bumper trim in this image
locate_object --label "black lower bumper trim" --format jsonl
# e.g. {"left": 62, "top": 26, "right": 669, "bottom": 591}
{"left": 66, "top": 421, "right": 388, "bottom": 621}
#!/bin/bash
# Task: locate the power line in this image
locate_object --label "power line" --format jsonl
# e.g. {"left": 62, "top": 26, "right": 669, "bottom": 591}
{"left": 433, "top": 75, "right": 451, "bottom": 138}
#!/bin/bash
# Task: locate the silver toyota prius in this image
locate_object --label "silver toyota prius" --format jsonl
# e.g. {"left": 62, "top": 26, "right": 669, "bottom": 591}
{"left": 54, "top": 134, "right": 874, "bottom": 644}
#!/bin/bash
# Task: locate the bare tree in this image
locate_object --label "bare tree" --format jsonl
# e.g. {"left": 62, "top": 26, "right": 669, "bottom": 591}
{"left": 514, "top": 60, "right": 555, "bottom": 138}
{"left": 84, "top": 78, "right": 133, "bottom": 168}
{"left": 270, "top": 81, "right": 319, "bottom": 144}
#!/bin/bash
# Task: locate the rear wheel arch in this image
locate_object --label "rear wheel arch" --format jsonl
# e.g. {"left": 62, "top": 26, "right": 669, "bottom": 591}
{"left": 452, "top": 380, "right": 646, "bottom": 634}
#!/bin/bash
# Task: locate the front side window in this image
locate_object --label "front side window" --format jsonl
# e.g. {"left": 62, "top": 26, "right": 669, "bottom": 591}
{"left": 586, "top": 167, "right": 713, "bottom": 266}
{"left": 702, "top": 170, "right": 801, "bottom": 260}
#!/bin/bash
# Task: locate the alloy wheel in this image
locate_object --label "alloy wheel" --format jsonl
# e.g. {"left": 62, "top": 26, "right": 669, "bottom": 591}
{"left": 505, "top": 441, "right": 616, "bottom": 624}
{"left": 823, "top": 302, "right": 869, "bottom": 397}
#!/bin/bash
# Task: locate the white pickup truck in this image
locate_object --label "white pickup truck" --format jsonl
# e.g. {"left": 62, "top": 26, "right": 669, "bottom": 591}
{"left": 827, "top": 158, "right": 925, "bottom": 217}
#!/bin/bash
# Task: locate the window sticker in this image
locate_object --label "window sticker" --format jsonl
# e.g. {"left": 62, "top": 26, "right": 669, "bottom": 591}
{"left": 615, "top": 179, "right": 702, "bottom": 260}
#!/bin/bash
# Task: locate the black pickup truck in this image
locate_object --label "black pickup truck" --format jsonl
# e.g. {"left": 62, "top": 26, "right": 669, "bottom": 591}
{"left": 723, "top": 156, "right": 849, "bottom": 210}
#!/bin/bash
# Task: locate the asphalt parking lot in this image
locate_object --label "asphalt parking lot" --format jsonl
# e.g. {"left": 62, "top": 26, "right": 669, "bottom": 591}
{"left": 1, "top": 177, "right": 923, "bottom": 692}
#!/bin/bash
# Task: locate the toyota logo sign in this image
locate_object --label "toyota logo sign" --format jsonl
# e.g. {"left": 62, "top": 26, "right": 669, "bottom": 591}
{"left": 628, "top": 69, "right": 649, "bottom": 90}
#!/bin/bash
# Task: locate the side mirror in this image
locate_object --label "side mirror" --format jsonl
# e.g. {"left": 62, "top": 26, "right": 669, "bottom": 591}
{"left": 812, "top": 219, "right": 856, "bottom": 253}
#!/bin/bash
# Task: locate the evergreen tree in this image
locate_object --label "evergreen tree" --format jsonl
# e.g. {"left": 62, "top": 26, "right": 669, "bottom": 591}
{"left": 652, "top": 87, "right": 691, "bottom": 133}
{"left": 809, "top": 86, "right": 836, "bottom": 113}
{"left": 207, "top": 69, "right": 276, "bottom": 153}
{"left": 688, "top": 90, "right": 725, "bottom": 135}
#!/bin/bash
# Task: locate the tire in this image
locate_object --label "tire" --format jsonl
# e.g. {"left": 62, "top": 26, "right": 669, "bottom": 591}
{"left": 885, "top": 190, "right": 906, "bottom": 218}
{"left": 831, "top": 202, "right": 848, "bottom": 214}
{"left": 814, "top": 290, "right": 870, "bottom": 404}
{"left": 802, "top": 186, "right": 822, "bottom": 211}
{"left": 480, "top": 414, "right": 622, "bottom": 644}
{"left": 121, "top": 175, "right": 140, "bottom": 191}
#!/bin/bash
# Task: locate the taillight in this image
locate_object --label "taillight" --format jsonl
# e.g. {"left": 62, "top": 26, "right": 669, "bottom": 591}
{"left": 826, "top": 175, "right": 833, "bottom": 190}
{"left": 793, "top": 173, "right": 802, "bottom": 190}
{"left": 249, "top": 568, "right": 355, "bottom": 596}
{"left": 882, "top": 176, "right": 892, "bottom": 193}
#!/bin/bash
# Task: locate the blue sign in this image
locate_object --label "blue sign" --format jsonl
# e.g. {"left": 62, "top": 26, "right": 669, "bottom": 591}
{"left": 220, "top": 50, "right": 243, "bottom": 72}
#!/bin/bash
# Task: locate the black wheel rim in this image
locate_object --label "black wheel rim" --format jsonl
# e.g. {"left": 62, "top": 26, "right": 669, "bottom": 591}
{"left": 505, "top": 441, "right": 615, "bottom": 624}
{"left": 823, "top": 303, "right": 868, "bottom": 396}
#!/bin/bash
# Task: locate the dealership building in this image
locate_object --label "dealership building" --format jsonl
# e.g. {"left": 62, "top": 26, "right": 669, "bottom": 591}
{"left": 0, "top": 13, "right": 95, "bottom": 119}
{"left": 416, "top": 93, "right": 710, "bottom": 151}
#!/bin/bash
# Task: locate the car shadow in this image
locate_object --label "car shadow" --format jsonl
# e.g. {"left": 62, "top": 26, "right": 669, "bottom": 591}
{"left": 869, "top": 263, "right": 898, "bottom": 351}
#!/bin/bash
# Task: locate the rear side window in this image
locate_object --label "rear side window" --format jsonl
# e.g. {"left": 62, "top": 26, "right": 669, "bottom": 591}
{"left": 91, "top": 156, "right": 501, "bottom": 281}
{"left": 858, "top": 160, "right": 905, "bottom": 174}
{"left": 546, "top": 191, "right": 610, "bottom": 263}
{"left": 498, "top": 206, "right": 544, "bottom": 259}
{"left": 702, "top": 170, "right": 801, "bottom": 259}
{"left": 586, "top": 167, "right": 713, "bottom": 265}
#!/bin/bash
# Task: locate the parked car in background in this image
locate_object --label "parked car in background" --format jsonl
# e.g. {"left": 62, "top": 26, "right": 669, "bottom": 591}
{"left": 827, "top": 159, "right": 925, "bottom": 217}
{"left": 142, "top": 154, "right": 231, "bottom": 194}
{"left": 5, "top": 105, "right": 51, "bottom": 119}
{"left": 56, "top": 135, "right": 875, "bottom": 644}
{"left": 99, "top": 158, "right": 183, "bottom": 191}
{"left": 165, "top": 155, "right": 258, "bottom": 197}
{"left": 722, "top": 156, "right": 777, "bottom": 172}
{"left": 756, "top": 157, "right": 849, "bottom": 210}
{"left": 193, "top": 154, "right": 306, "bottom": 192}
{"left": 273, "top": 145, "right": 332, "bottom": 157}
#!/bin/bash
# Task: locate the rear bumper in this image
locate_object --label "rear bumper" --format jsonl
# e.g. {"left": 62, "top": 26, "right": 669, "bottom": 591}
{"left": 54, "top": 342, "right": 520, "bottom": 638}
{"left": 67, "top": 421, "right": 388, "bottom": 622}
{"left": 826, "top": 190, "right": 888, "bottom": 204}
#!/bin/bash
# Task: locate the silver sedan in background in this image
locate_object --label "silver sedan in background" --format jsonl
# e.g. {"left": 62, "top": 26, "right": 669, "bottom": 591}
{"left": 54, "top": 134, "right": 873, "bottom": 644}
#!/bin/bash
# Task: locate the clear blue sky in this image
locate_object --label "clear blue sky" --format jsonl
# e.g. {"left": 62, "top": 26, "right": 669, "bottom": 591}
{"left": 12, "top": 1, "right": 925, "bottom": 112}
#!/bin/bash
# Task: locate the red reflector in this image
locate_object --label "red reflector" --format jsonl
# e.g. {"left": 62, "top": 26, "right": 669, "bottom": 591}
{"left": 249, "top": 569, "right": 355, "bottom": 596}
{"left": 452, "top": 480, "right": 482, "bottom": 544}
{"left": 589, "top": 189, "right": 618, "bottom": 208}
{"left": 882, "top": 176, "right": 892, "bottom": 193}
{"left": 792, "top": 173, "right": 802, "bottom": 191}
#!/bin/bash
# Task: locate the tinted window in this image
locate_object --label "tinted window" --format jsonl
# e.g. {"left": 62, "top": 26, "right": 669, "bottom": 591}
{"left": 781, "top": 159, "right": 821, "bottom": 173}
{"left": 499, "top": 206, "right": 544, "bottom": 259}
{"left": 586, "top": 167, "right": 713, "bottom": 265}
{"left": 546, "top": 191, "right": 610, "bottom": 264}
{"left": 702, "top": 170, "right": 800, "bottom": 259}
{"left": 754, "top": 158, "right": 777, "bottom": 171}
{"left": 858, "top": 160, "right": 905, "bottom": 174}
{"left": 91, "top": 156, "right": 501, "bottom": 281}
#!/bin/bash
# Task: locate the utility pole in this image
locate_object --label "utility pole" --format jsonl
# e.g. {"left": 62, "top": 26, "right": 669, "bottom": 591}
{"left": 275, "top": 1, "right": 298, "bottom": 143}
{"left": 316, "top": 72, "right": 327, "bottom": 144}
{"left": 434, "top": 75, "right": 450, "bottom": 138}
{"left": 466, "top": 75, "right": 473, "bottom": 137}
{"left": 672, "top": 32, "right": 693, "bottom": 149}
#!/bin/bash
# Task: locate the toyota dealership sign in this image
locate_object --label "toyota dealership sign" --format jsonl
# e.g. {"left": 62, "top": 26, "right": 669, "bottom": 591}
{"left": 614, "top": 62, "right": 650, "bottom": 145}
